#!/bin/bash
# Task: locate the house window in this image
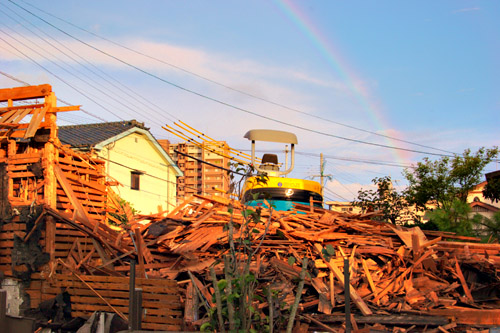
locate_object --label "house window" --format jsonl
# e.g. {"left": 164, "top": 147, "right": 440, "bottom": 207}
{"left": 131, "top": 171, "right": 141, "bottom": 190}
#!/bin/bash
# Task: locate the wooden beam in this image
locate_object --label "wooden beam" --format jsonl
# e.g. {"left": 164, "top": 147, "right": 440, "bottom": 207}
{"left": 0, "top": 103, "right": 44, "bottom": 112}
{"left": 25, "top": 106, "right": 48, "bottom": 138}
{"left": 361, "top": 258, "right": 378, "bottom": 297}
{"left": 0, "top": 84, "right": 52, "bottom": 102}
{"left": 313, "top": 243, "right": 372, "bottom": 316}
{"left": 431, "top": 308, "right": 500, "bottom": 326}
{"left": 54, "top": 164, "right": 90, "bottom": 223}
{"left": 45, "top": 215, "right": 56, "bottom": 262}
{"left": 454, "top": 258, "right": 473, "bottom": 303}
{"left": 315, "top": 314, "right": 449, "bottom": 326}
{"left": 53, "top": 105, "right": 80, "bottom": 112}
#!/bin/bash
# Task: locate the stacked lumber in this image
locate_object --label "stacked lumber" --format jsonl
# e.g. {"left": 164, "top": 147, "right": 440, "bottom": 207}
{"left": 127, "top": 194, "right": 500, "bottom": 331}
{"left": 54, "top": 146, "right": 107, "bottom": 223}
{"left": 12, "top": 205, "right": 184, "bottom": 331}
{"left": 26, "top": 273, "right": 182, "bottom": 331}
{"left": 0, "top": 213, "right": 29, "bottom": 276}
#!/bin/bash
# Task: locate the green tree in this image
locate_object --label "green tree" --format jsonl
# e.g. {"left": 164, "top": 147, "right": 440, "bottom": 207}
{"left": 404, "top": 147, "right": 499, "bottom": 211}
{"left": 427, "top": 199, "right": 481, "bottom": 236}
{"left": 483, "top": 177, "right": 500, "bottom": 203}
{"left": 477, "top": 211, "right": 500, "bottom": 242}
{"left": 354, "top": 176, "right": 418, "bottom": 224}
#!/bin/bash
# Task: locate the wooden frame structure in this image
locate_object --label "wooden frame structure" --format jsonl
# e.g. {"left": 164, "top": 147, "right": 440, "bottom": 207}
{"left": 0, "top": 85, "right": 182, "bottom": 331}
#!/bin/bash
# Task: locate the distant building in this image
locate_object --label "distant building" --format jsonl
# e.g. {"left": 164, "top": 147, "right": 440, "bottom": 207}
{"left": 467, "top": 178, "right": 500, "bottom": 220}
{"left": 325, "top": 201, "right": 362, "bottom": 214}
{"left": 160, "top": 140, "right": 230, "bottom": 201}
{"left": 59, "top": 120, "right": 182, "bottom": 214}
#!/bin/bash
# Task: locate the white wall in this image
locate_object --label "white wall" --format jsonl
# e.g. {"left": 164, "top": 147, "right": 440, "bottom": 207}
{"left": 99, "top": 132, "right": 178, "bottom": 214}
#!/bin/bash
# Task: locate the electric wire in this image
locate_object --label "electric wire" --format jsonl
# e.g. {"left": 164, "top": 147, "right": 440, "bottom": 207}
{"left": 0, "top": 3, "right": 176, "bottom": 127}
{"left": 323, "top": 187, "right": 350, "bottom": 202}
{"left": 13, "top": 0, "right": 457, "bottom": 156}
{"left": 0, "top": 24, "right": 150, "bottom": 124}
{"left": 0, "top": 70, "right": 108, "bottom": 122}
{"left": 7, "top": 0, "right": 457, "bottom": 158}
{"left": 0, "top": 33, "right": 125, "bottom": 121}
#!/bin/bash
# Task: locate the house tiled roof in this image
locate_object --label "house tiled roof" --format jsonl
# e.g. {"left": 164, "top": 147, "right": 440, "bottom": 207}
{"left": 58, "top": 120, "right": 148, "bottom": 148}
{"left": 470, "top": 201, "right": 500, "bottom": 212}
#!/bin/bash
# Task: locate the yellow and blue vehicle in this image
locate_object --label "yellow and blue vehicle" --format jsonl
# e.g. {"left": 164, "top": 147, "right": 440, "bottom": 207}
{"left": 240, "top": 129, "right": 323, "bottom": 210}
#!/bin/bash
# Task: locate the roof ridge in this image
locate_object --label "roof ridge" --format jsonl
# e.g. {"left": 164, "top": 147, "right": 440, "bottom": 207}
{"left": 59, "top": 119, "right": 148, "bottom": 130}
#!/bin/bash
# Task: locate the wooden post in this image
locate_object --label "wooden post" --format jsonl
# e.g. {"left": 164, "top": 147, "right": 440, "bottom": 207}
{"left": 43, "top": 92, "right": 58, "bottom": 208}
{"left": 134, "top": 228, "right": 146, "bottom": 278}
{"left": 128, "top": 260, "right": 136, "bottom": 329}
{"left": 344, "top": 258, "right": 351, "bottom": 333}
{"left": 45, "top": 215, "right": 56, "bottom": 262}
{"left": 131, "top": 288, "right": 143, "bottom": 330}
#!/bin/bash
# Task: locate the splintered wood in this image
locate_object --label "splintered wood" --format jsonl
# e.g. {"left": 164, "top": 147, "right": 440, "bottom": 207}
{"left": 131, "top": 195, "right": 500, "bottom": 330}
{"left": 1, "top": 85, "right": 500, "bottom": 331}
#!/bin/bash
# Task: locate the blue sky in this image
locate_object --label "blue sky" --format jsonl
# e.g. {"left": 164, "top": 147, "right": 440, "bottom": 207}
{"left": 1, "top": 0, "right": 499, "bottom": 201}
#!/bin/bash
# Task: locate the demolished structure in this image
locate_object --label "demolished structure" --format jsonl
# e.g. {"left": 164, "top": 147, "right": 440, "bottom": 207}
{"left": 0, "top": 85, "right": 181, "bottom": 331}
{"left": 1, "top": 85, "right": 500, "bottom": 332}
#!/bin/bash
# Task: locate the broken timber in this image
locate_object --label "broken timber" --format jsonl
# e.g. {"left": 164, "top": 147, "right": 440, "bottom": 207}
{"left": 1, "top": 84, "right": 500, "bottom": 331}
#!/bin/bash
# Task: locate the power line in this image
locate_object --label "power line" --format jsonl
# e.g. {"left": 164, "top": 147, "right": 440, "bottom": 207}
{"left": 0, "top": 25, "right": 135, "bottom": 120}
{"left": 0, "top": 32, "right": 125, "bottom": 120}
{"left": 14, "top": 0, "right": 456, "bottom": 156}
{"left": 7, "top": 0, "right": 456, "bottom": 158}
{"left": 323, "top": 187, "right": 350, "bottom": 202}
{"left": 296, "top": 151, "right": 415, "bottom": 169}
{"left": 0, "top": 70, "right": 107, "bottom": 122}
{"left": 0, "top": 3, "right": 176, "bottom": 127}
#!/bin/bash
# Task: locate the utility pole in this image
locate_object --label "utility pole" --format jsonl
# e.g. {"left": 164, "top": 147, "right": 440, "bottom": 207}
{"left": 320, "top": 153, "right": 324, "bottom": 188}
{"left": 311, "top": 153, "right": 332, "bottom": 190}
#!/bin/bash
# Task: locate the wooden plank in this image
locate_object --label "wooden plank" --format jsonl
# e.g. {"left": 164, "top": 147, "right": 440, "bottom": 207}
{"left": 0, "top": 103, "right": 44, "bottom": 112}
{"left": 7, "top": 171, "right": 36, "bottom": 178}
{"left": 0, "top": 110, "right": 17, "bottom": 123}
{"left": 11, "top": 108, "right": 33, "bottom": 125}
{"left": 126, "top": 322, "right": 181, "bottom": 331}
{"left": 25, "top": 106, "right": 48, "bottom": 138}
{"left": 0, "top": 84, "right": 52, "bottom": 102}
{"left": 361, "top": 258, "right": 378, "bottom": 297}
{"left": 69, "top": 303, "right": 182, "bottom": 322}
{"left": 54, "top": 164, "right": 91, "bottom": 223}
{"left": 311, "top": 277, "right": 332, "bottom": 314}
{"left": 51, "top": 277, "right": 178, "bottom": 291}
{"left": 69, "top": 296, "right": 182, "bottom": 313}
{"left": 54, "top": 105, "right": 80, "bottom": 112}
{"left": 315, "top": 313, "right": 449, "bottom": 326}
{"left": 431, "top": 308, "right": 500, "bottom": 325}
{"left": 41, "top": 286, "right": 180, "bottom": 302}
{"left": 45, "top": 215, "right": 56, "bottom": 261}
{"left": 62, "top": 172, "right": 106, "bottom": 193}
{"left": 454, "top": 259, "right": 473, "bottom": 303}
{"left": 372, "top": 249, "right": 434, "bottom": 303}
{"left": 313, "top": 244, "right": 372, "bottom": 316}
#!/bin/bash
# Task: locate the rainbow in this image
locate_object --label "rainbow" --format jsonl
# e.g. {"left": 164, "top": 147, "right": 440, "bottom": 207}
{"left": 273, "top": 0, "right": 410, "bottom": 163}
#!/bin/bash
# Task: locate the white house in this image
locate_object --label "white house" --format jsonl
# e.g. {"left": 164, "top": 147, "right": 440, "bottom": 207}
{"left": 58, "top": 120, "right": 183, "bottom": 214}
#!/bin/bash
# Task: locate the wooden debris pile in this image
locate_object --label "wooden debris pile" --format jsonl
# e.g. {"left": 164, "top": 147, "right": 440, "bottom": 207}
{"left": 128, "top": 194, "right": 500, "bottom": 331}
{"left": 2, "top": 84, "right": 500, "bottom": 331}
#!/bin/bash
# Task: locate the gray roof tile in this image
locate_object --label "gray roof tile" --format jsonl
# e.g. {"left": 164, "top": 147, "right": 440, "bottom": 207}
{"left": 58, "top": 120, "right": 147, "bottom": 148}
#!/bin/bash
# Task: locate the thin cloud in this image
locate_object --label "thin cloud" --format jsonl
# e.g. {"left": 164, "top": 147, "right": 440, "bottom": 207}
{"left": 453, "top": 7, "right": 480, "bottom": 14}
